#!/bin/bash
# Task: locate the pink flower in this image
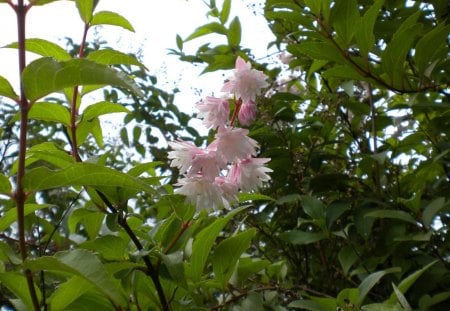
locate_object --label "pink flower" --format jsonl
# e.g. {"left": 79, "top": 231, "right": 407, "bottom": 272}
{"left": 189, "top": 149, "right": 226, "bottom": 181}
{"left": 227, "top": 157, "right": 272, "bottom": 191}
{"left": 214, "top": 176, "right": 238, "bottom": 208}
{"left": 175, "top": 176, "right": 224, "bottom": 211}
{"left": 211, "top": 126, "right": 258, "bottom": 162}
{"left": 221, "top": 56, "right": 269, "bottom": 103}
{"left": 196, "top": 96, "right": 230, "bottom": 129}
{"left": 168, "top": 140, "right": 204, "bottom": 174}
{"left": 238, "top": 100, "right": 258, "bottom": 126}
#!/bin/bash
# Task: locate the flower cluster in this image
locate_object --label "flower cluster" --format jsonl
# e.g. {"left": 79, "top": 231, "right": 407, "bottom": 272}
{"left": 168, "top": 56, "right": 272, "bottom": 211}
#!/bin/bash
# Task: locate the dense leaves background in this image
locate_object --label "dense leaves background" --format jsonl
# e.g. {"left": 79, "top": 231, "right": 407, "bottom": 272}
{"left": 0, "top": 0, "right": 448, "bottom": 310}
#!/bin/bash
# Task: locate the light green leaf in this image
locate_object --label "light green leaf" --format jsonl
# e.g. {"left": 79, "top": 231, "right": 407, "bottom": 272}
{"left": 185, "top": 22, "right": 227, "bottom": 41}
{"left": 0, "top": 204, "right": 50, "bottom": 232}
{"left": 0, "top": 272, "right": 42, "bottom": 311}
{"left": 236, "top": 258, "right": 270, "bottom": 285}
{"left": 212, "top": 228, "right": 256, "bottom": 286}
{"left": 69, "top": 209, "right": 104, "bottom": 240}
{"left": 365, "top": 209, "right": 417, "bottom": 225}
{"left": 422, "top": 197, "right": 447, "bottom": 228}
{"left": 81, "top": 101, "right": 130, "bottom": 122}
{"left": 187, "top": 206, "right": 248, "bottom": 282}
{"left": 238, "top": 193, "right": 274, "bottom": 202}
{"left": 227, "top": 17, "right": 241, "bottom": 47}
{"left": 387, "top": 261, "right": 437, "bottom": 304}
{"left": 355, "top": 0, "right": 384, "bottom": 56}
{"left": 322, "top": 64, "right": 366, "bottom": 81}
{"left": 91, "top": 11, "right": 135, "bottom": 32}
{"left": 22, "top": 57, "right": 143, "bottom": 102}
{"left": 25, "top": 249, "right": 126, "bottom": 307}
{"left": 330, "top": 0, "right": 360, "bottom": 46}
{"left": 0, "top": 173, "right": 11, "bottom": 195}
{"left": 28, "top": 101, "right": 71, "bottom": 125}
{"left": 220, "top": 0, "right": 231, "bottom": 24}
{"left": 87, "top": 49, "right": 146, "bottom": 69}
{"left": 49, "top": 276, "right": 93, "bottom": 311}
{"left": 75, "top": 0, "right": 94, "bottom": 23}
{"left": 0, "top": 75, "right": 19, "bottom": 101}
{"left": 23, "top": 162, "right": 152, "bottom": 193}
{"left": 288, "top": 299, "right": 325, "bottom": 311}
{"left": 391, "top": 283, "right": 411, "bottom": 310}
{"left": 280, "top": 231, "right": 326, "bottom": 245}
{"left": 5, "top": 38, "right": 71, "bottom": 61}
{"left": 32, "top": 0, "right": 63, "bottom": 5}
{"left": 357, "top": 267, "right": 401, "bottom": 306}
{"left": 80, "top": 235, "right": 128, "bottom": 261}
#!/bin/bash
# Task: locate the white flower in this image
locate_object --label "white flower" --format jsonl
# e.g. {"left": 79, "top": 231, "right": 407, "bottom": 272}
{"left": 196, "top": 96, "right": 230, "bottom": 129}
{"left": 175, "top": 176, "right": 225, "bottom": 211}
{"left": 210, "top": 126, "right": 258, "bottom": 162}
{"left": 168, "top": 140, "right": 203, "bottom": 174}
{"left": 221, "top": 56, "right": 269, "bottom": 103}
{"left": 227, "top": 157, "right": 272, "bottom": 191}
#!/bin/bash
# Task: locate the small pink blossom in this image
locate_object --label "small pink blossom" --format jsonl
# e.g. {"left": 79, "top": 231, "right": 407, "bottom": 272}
{"left": 175, "top": 176, "right": 224, "bottom": 211}
{"left": 221, "top": 56, "right": 269, "bottom": 103}
{"left": 227, "top": 157, "right": 272, "bottom": 191}
{"left": 196, "top": 96, "right": 230, "bottom": 129}
{"left": 189, "top": 149, "right": 226, "bottom": 181}
{"left": 211, "top": 126, "right": 258, "bottom": 162}
{"left": 168, "top": 140, "right": 204, "bottom": 174}
{"left": 214, "top": 176, "right": 239, "bottom": 208}
{"left": 238, "top": 100, "right": 258, "bottom": 126}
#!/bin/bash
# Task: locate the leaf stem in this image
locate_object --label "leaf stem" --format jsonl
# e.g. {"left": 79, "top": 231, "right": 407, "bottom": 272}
{"left": 14, "top": 1, "right": 40, "bottom": 310}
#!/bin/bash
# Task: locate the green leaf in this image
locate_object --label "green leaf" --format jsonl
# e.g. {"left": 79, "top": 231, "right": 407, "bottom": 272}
{"left": 23, "top": 162, "right": 152, "bottom": 193}
{"left": 330, "top": 0, "right": 360, "bottom": 46}
{"left": 356, "top": 267, "right": 401, "bottom": 306}
{"left": 49, "top": 276, "right": 93, "bottom": 311}
{"left": 91, "top": 11, "right": 135, "bottom": 32}
{"left": 220, "top": 0, "right": 231, "bottom": 24}
{"left": 175, "top": 34, "right": 183, "bottom": 51}
{"left": 0, "top": 204, "right": 50, "bottom": 232}
{"left": 236, "top": 258, "right": 270, "bottom": 285}
{"left": 288, "top": 299, "right": 325, "bottom": 311}
{"left": 68, "top": 209, "right": 104, "bottom": 240}
{"left": 25, "top": 249, "right": 126, "bottom": 307}
{"left": 212, "top": 228, "right": 256, "bottom": 286}
{"left": 355, "top": 0, "right": 384, "bottom": 56}
{"left": 414, "top": 23, "right": 450, "bottom": 76}
{"left": 280, "top": 231, "right": 326, "bottom": 245}
{"left": 0, "top": 272, "right": 42, "bottom": 310}
{"left": 4, "top": 38, "right": 71, "bottom": 61}
{"left": 301, "top": 195, "right": 326, "bottom": 220}
{"left": 322, "top": 64, "right": 366, "bottom": 81}
{"left": 22, "top": 57, "right": 143, "bottom": 102}
{"left": 422, "top": 197, "right": 447, "bottom": 228}
{"left": 87, "top": 49, "right": 146, "bottom": 69}
{"left": 0, "top": 75, "right": 19, "bottom": 101}
{"left": 387, "top": 261, "right": 437, "bottom": 304}
{"left": 80, "top": 235, "right": 128, "bottom": 261}
{"left": 288, "top": 41, "right": 345, "bottom": 63}
{"left": 238, "top": 193, "right": 274, "bottom": 202}
{"left": 75, "top": 0, "right": 94, "bottom": 23}
{"left": 27, "top": 101, "right": 71, "bottom": 125}
{"left": 0, "top": 173, "right": 11, "bottom": 195}
{"left": 32, "top": 0, "right": 64, "bottom": 5}
{"left": 338, "top": 245, "right": 358, "bottom": 276}
{"left": 81, "top": 101, "right": 129, "bottom": 122}
{"left": 185, "top": 22, "right": 227, "bottom": 41}
{"left": 419, "top": 292, "right": 450, "bottom": 310}
{"left": 365, "top": 209, "right": 417, "bottom": 225}
{"left": 187, "top": 206, "right": 248, "bottom": 282}
{"left": 227, "top": 17, "right": 241, "bottom": 47}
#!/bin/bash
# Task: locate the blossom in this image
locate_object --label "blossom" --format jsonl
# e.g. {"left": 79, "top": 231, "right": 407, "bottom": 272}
{"left": 175, "top": 176, "right": 224, "bottom": 211}
{"left": 167, "top": 140, "right": 204, "bottom": 174}
{"left": 215, "top": 176, "right": 239, "bottom": 208}
{"left": 189, "top": 149, "right": 226, "bottom": 181}
{"left": 227, "top": 157, "right": 272, "bottom": 191}
{"left": 238, "top": 100, "right": 258, "bottom": 126}
{"left": 196, "top": 96, "right": 230, "bottom": 129}
{"left": 210, "top": 126, "right": 258, "bottom": 162}
{"left": 221, "top": 56, "right": 269, "bottom": 103}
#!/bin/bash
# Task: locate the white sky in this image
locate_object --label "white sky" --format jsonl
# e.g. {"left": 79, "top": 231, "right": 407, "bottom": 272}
{"left": 0, "top": 0, "right": 274, "bottom": 115}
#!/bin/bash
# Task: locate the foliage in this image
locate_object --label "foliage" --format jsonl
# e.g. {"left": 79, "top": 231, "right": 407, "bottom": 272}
{"left": 0, "top": 0, "right": 448, "bottom": 310}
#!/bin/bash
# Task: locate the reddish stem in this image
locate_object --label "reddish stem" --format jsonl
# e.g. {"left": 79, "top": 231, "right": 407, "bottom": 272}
{"left": 230, "top": 97, "right": 242, "bottom": 126}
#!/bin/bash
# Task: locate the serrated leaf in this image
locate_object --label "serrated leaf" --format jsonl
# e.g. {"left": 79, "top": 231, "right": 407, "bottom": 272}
{"left": 87, "top": 49, "right": 146, "bottom": 69}
{"left": 357, "top": 267, "right": 401, "bottom": 306}
{"left": 365, "top": 209, "right": 417, "bottom": 225}
{"left": 0, "top": 204, "right": 50, "bottom": 232}
{"left": 355, "top": 0, "right": 384, "bottom": 56}
{"left": 24, "top": 249, "right": 126, "bottom": 307}
{"left": 280, "top": 231, "right": 326, "bottom": 245}
{"left": 212, "top": 228, "right": 256, "bottom": 286}
{"left": 228, "top": 17, "right": 241, "bottom": 47}
{"left": 91, "top": 11, "right": 134, "bottom": 32}
{"left": 75, "top": 0, "right": 94, "bottom": 23}
{"left": 5, "top": 38, "right": 71, "bottom": 61}
{"left": 187, "top": 206, "right": 248, "bottom": 282}
{"left": 80, "top": 235, "right": 128, "bottom": 260}
{"left": 0, "top": 272, "right": 42, "bottom": 311}
{"left": 0, "top": 173, "right": 11, "bottom": 195}
{"left": 0, "top": 75, "right": 19, "bottom": 101}
{"left": 185, "top": 22, "right": 227, "bottom": 41}
{"left": 22, "top": 57, "right": 143, "bottom": 102}
{"left": 81, "top": 101, "right": 129, "bottom": 122}
{"left": 22, "top": 162, "right": 152, "bottom": 193}
{"left": 330, "top": 0, "right": 360, "bottom": 46}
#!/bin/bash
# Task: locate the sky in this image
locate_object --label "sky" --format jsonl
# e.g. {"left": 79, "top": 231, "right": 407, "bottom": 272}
{"left": 0, "top": 0, "right": 274, "bottom": 116}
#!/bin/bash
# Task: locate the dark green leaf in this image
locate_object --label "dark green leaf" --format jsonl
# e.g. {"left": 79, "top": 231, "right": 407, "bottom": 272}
{"left": 365, "top": 209, "right": 417, "bottom": 225}
{"left": 338, "top": 245, "right": 358, "bottom": 276}
{"left": 91, "top": 11, "right": 135, "bottom": 31}
{"left": 0, "top": 173, "right": 11, "bottom": 195}
{"left": 0, "top": 75, "right": 19, "bottom": 101}
{"left": 4, "top": 38, "right": 71, "bottom": 61}
{"left": 227, "top": 17, "right": 241, "bottom": 47}
{"left": 80, "top": 235, "right": 128, "bottom": 261}
{"left": 280, "top": 231, "right": 326, "bottom": 245}
{"left": 422, "top": 197, "right": 447, "bottom": 228}
{"left": 330, "top": 0, "right": 359, "bottom": 46}
{"left": 301, "top": 195, "right": 326, "bottom": 220}
{"left": 355, "top": 0, "right": 384, "bottom": 55}
{"left": 22, "top": 57, "right": 143, "bottom": 102}
{"left": 357, "top": 267, "right": 401, "bottom": 306}
{"left": 0, "top": 204, "right": 50, "bottom": 232}
{"left": 288, "top": 41, "right": 345, "bottom": 63}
